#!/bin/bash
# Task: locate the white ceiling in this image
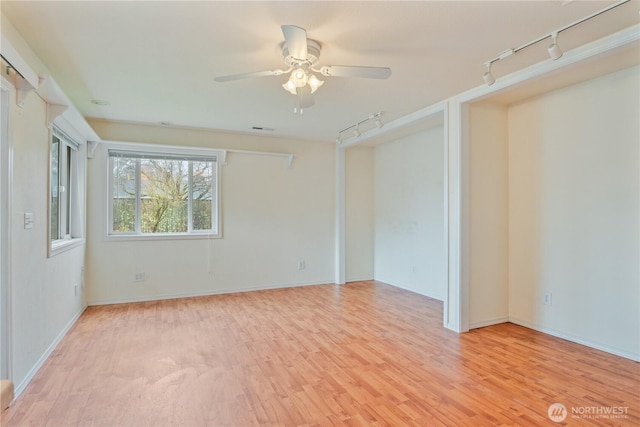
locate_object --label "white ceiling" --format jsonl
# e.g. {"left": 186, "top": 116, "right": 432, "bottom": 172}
{"left": 2, "top": 1, "right": 639, "bottom": 143}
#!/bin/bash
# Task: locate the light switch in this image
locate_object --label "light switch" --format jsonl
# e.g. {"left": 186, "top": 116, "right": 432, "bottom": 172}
{"left": 24, "top": 212, "right": 34, "bottom": 230}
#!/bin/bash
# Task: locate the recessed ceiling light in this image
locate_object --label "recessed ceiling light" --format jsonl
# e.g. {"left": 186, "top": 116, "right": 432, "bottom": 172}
{"left": 90, "top": 99, "right": 110, "bottom": 106}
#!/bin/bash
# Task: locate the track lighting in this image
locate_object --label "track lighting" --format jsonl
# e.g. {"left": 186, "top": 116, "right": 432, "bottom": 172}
{"left": 481, "top": 0, "right": 629, "bottom": 85}
{"left": 483, "top": 63, "right": 496, "bottom": 86}
{"left": 335, "top": 112, "right": 384, "bottom": 143}
{"left": 547, "top": 33, "right": 563, "bottom": 60}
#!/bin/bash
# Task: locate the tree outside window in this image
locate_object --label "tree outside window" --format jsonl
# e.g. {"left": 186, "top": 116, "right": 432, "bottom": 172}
{"left": 109, "top": 149, "right": 218, "bottom": 236}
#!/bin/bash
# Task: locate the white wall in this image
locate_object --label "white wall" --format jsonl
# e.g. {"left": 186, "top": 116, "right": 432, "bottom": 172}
{"left": 0, "top": 82, "right": 9, "bottom": 381}
{"left": 1, "top": 14, "right": 87, "bottom": 393}
{"left": 374, "top": 126, "right": 446, "bottom": 300}
{"left": 508, "top": 66, "right": 639, "bottom": 360}
{"left": 345, "top": 146, "right": 374, "bottom": 282}
{"left": 86, "top": 120, "right": 337, "bottom": 304}
{"left": 468, "top": 102, "right": 509, "bottom": 328}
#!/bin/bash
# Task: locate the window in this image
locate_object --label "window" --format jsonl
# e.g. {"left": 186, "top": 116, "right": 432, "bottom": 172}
{"left": 108, "top": 146, "right": 220, "bottom": 238}
{"left": 50, "top": 127, "right": 80, "bottom": 248}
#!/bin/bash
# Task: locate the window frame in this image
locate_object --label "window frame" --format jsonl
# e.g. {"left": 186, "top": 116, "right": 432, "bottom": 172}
{"left": 105, "top": 142, "right": 222, "bottom": 241}
{"left": 49, "top": 126, "right": 83, "bottom": 256}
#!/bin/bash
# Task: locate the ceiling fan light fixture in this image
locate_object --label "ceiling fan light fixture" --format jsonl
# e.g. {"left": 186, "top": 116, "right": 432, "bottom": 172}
{"left": 217, "top": 24, "right": 392, "bottom": 111}
{"left": 308, "top": 74, "right": 324, "bottom": 93}
{"left": 290, "top": 68, "right": 308, "bottom": 88}
{"left": 282, "top": 80, "right": 297, "bottom": 95}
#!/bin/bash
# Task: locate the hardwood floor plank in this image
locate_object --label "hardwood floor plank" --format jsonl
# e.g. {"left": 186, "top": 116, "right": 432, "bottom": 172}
{"left": 2, "top": 281, "right": 638, "bottom": 426}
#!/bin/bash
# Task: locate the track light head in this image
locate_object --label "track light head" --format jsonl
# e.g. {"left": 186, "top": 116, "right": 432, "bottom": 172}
{"left": 547, "top": 33, "right": 563, "bottom": 60}
{"left": 483, "top": 63, "right": 496, "bottom": 86}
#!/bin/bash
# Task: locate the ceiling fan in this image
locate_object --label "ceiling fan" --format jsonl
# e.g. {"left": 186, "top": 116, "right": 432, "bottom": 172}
{"left": 214, "top": 25, "right": 392, "bottom": 113}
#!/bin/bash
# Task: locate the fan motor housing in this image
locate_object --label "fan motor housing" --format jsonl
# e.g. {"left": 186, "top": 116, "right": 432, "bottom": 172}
{"left": 281, "top": 39, "right": 321, "bottom": 68}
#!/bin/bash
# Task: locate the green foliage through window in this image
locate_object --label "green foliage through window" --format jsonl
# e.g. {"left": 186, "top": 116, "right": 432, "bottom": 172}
{"left": 109, "top": 149, "right": 217, "bottom": 235}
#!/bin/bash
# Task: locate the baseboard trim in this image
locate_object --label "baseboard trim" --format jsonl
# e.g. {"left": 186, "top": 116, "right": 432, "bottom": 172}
{"left": 345, "top": 276, "right": 374, "bottom": 283}
{"left": 509, "top": 316, "right": 640, "bottom": 362}
{"left": 87, "top": 280, "right": 333, "bottom": 306}
{"left": 376, "top": 280, "right": 445, "bottom": 302}
{"left": 469, "top": 317, "right": 509, "bottom": 329}
{"left": 14, "top": 304, "right": 87, "bottom": 399}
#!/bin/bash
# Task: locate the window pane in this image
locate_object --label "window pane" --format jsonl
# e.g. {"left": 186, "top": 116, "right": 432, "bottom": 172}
{"left": 112, "top": 157, "right": 136, "bottom": 232}
{"left": 108, "top": 148, "right": 220, "bottom": 237}
{"left": 192, "top": 161, "right": 213, "bottom": 231}
{"left": 140, "top": 159, "right": 188, "bottom": 233}
{"left": 50, "top": 137, "right": 59, "bottom": 240}
{"left": 64, "top": 146, "right": 72, "bottom": 236}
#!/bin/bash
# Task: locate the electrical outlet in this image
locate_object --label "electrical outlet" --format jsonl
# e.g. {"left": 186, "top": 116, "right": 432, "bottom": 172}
{"left": 74, "top": 283, "right": 78, "bottom": 296}
{"left": 134, "top": 272, "right": 146, "bottom": 282}
{"left": 543, "top": 292, "right": 552, "bottom": 306}
{"left": 298, "top": 260, "right": 306, "bottom": 270}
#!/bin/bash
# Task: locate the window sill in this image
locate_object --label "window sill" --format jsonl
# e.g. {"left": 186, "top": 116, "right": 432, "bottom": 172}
{"left": 105, "top": 232, "right": 221, "bottom": 242}
{"left": 49, "top": 238, "right": 85, "bottom": 257}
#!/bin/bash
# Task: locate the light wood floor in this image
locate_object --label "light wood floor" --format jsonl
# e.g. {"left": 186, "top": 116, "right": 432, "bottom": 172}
{"left": 2, "top": 281, "right": 638, "bottom": 426}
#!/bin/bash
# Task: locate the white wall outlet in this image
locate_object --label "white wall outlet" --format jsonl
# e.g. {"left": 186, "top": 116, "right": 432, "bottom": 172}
{"left": 74, "top": 283, "right": 78, "bottom": 296}
{"left": 298, "top": 260, "right": 306, "bottom": 270}
{"left": 134, "top": 272, "right": 146, "bottom": 282}
{"left": 543, "top": 292, "right": 552, "bottom": 306}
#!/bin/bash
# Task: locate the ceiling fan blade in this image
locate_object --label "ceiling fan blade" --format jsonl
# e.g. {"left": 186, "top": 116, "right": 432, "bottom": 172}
{"left": 297, "top": 86, "right": 315, "bottom": 109}
{"left": 281, "top": 25, "right": 308, "bottom": 61}
{"left": 214, "top": 69, "right": 283, "bottom": 82}
{"left": 320, "top": 65, "right": 392, "bottom": 79}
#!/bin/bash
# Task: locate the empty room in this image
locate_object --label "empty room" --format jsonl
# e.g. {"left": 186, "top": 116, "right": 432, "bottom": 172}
{"left": 1, "top": 1, "right": 639, "bottom": 426}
